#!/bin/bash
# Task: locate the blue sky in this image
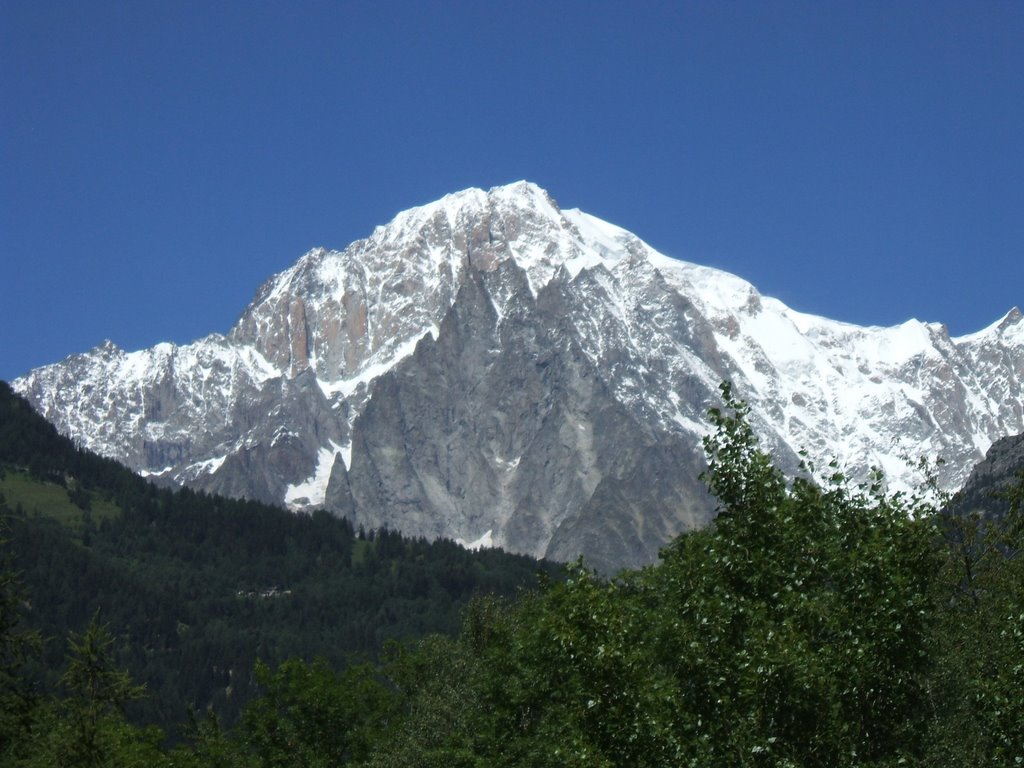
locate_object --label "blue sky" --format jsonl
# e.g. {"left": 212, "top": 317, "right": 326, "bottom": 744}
{"left": 2, "top": 1, "right": 1022, "bottom": 382}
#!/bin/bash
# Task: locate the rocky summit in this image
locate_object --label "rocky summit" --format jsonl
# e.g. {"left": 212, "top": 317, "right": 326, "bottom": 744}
{"left": 14, "top": 182, "right": 1024, "bottom": 571}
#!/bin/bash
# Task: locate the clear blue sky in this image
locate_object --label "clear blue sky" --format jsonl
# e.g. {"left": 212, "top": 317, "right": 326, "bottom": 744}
{"left": 2, "top": 1, "right": 1022, "bottom": 382}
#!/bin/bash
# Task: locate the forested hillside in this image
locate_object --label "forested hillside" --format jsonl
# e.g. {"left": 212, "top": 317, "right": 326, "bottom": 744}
{"left": 2, "top": 382, "right": 1022, "bottom": 766}
{"left": 0, "top": 381, "right": 555, "bottom": 734}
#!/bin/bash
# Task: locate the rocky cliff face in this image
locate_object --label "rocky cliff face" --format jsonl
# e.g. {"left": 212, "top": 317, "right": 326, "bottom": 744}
{"left": 948, "top": 432, "right": 1024, "bottom": 522}
{"left": 13, "top": 182, "right": 1024, "bottom": 571}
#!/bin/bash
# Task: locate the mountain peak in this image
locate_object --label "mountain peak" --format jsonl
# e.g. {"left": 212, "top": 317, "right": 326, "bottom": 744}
{"left": 437, "top": 179, "right": 554, "bottom": 206}
{"left": 12, "top": 185, "right": 1024, "bottom": 570}
{"left": 953, "top": 306, "right": 1024, "bottom": 345}
{"left": 486, "top": 179, "right": 559, "bottom": 207}
{"left": 384, "top": 180, "right": 560, "bottom": 234}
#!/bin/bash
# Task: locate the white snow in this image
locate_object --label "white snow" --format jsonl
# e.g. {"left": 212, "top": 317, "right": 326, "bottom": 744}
{"left": 493, "top": 455, "right": 521, "bottom": 472}
{"left": 953, "top": 307, "right": 1023, "bottom": 345}
{"left": 564, "top": 250, "right": 608, "bottom": 279}
{"left": 456, "top": 529, "right": 494, "bottom": 551}
{"left": 317, "top": 325, "right": 437, "bottom": 399}
{"left": 339, "top": 442, "right": 353, "bottom": 472}
{"left": 284, "top": 441, "right": 345, "bottom": 508}
{"left": 139, "top": 466, "right": 173, "bottom": 477}
{"left": 185, "top": 455, "right": 227, "bottom": 476}
{"left": 12, "top": 180, "right": 1024, "bottom": 515}
{"left": 562, "top": 209, "right": 639, "bottom": 269}
{"left": 849, "top": 319, "right": 939, "bottom": 366}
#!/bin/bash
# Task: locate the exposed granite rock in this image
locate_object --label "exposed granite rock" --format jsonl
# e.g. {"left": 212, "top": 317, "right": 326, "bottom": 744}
{"left": 13, "top": 183, "right": 1024, "bottom": 572}
{"left": 949, "top": 432, "right": 1024, "bottom": 521}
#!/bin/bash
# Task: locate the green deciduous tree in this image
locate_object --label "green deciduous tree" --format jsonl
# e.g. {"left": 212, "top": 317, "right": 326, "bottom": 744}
{"left": 239, "top": 657, "right": 398, "bottom": 767}
{"left": 640, "top": 383, "right": 943, "bottom": 766}
{"left": 7, "top": 378, "right": 1024, "bottom": 766}
{"left": 927, "top": 471, "right": 1024, "bottom": 766}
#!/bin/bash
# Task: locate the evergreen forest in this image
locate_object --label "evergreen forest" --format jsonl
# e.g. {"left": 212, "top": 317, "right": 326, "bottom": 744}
{"left": 2, "top": 381, "right": 1022, "bottom": 766}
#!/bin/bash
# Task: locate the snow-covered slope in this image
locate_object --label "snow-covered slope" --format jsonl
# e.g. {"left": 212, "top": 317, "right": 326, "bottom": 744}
{"left": 13, "top": 182, "right": 1024, "bottom": 570}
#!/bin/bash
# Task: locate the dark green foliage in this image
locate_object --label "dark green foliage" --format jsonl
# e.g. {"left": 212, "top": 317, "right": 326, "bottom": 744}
{"left": 0, "top": 586, "right": 168, "bottom": 768}
{"left": 642, "top": 385, "right": 942, "bottom": 766}
{"left": 0, "top": 381, "right": 554, "bottom": 736}
{"left": 232, "top": 657, "right": 398, "bottom": 767}
{"left": 3, "top": 378, "right": 1024, "bottom": 765}
{"left": 354, "top": 384, "right": 1023, "bottom": 767}
{"left": 926, "top": 472, "right": 1024, "bottom": 765}
{"left": 0, "top": 381, "right": 138, "bottom": 494}
{"left": 0, "top": 514, "right": 42, "bottom": 762}
{"left": 52, "top": 612, "right": 151, "bottom": 766}
{"left": 363, "top": 635, "right": 486, "bottom": 768}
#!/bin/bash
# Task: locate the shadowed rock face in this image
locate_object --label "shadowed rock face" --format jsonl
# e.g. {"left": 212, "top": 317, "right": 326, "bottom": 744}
{"left": 948, "top": 432, "right": 1024, "bottom": 523}
{"left": 12, "top": 183, "right": 1024, "bottom": 572}
{"left": 327, "top": 262, "right": 718, "bottom": 571}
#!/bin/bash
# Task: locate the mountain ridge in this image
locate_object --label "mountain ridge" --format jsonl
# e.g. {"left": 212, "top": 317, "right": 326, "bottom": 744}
{"left": 14, "top": 182, "right": 1024, "bottom": 570}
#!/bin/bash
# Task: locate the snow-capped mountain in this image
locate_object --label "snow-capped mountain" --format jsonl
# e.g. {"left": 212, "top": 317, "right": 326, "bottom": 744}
{"left": 14, "top": 182, "right": 1024, "bottom": 571}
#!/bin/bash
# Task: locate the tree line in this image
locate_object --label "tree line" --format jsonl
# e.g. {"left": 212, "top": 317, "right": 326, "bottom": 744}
{"left": 0, "top": 380, "right": 555, "bottom": 737}
{"left": 1, "top": 381, "right": 1022, "bottom": 765}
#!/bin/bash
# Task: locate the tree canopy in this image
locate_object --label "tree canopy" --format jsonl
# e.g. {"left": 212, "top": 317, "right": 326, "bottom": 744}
{"left": 2, "top": 381, "right": 1022, "bottom": 765}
